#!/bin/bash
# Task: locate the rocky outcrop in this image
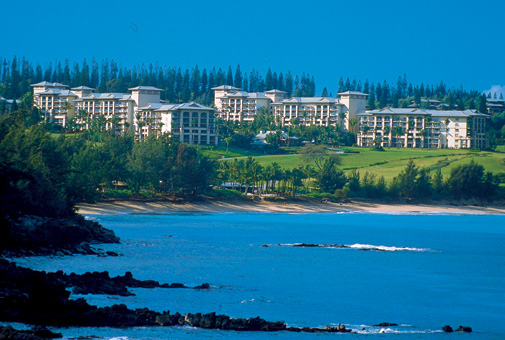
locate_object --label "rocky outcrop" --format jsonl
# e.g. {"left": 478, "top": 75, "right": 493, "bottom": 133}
{"left": 0, "top": 326, "right": 62, "bottom": 340}
{"left": 442, "top": 325, "right": 472, "bottom": 333}
{"left": 455, "top": 325, "right": 472, "bottom": 333}
{"left": 0, "top": 260, "right": 209, "bottom": 297}
{"left": 442, "top": 325, "right": 454, "bottom": 332}
{"left": 0, "top": 260, "right": 351, "bottom": 333}
{"left": 373, "top": 322, "right": 398, "bottom": 327}
{"left": 1, "top": 214, "right": 119, "bottom": 256}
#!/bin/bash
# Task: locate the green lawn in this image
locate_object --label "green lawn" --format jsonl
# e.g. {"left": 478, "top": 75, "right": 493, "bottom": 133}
{"left": 225, "top": 147, "right": 505, "bottom": 183}
{"left": 198, "top": 145, "right": 264, "bottom": 159}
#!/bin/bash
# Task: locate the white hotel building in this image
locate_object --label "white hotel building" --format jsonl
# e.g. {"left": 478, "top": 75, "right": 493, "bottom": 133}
{"left": 135, "top": 102, "right": 218, "bottom": 145}
{"left": 31, "top": 82, "right": 217, "bottom": 145}
{"left": 212, "top": 85, "right": 368, "bottom": 131}
{"left": 356, "top": 108, "right": 489, "bottom": 149}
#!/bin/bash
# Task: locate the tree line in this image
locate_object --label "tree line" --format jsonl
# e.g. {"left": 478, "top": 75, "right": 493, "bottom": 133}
{"left": 2, "top": 56, "right": 504, "bottom": 145}
{"left": 0, "top": 57, "right": 316, "bottom": 106}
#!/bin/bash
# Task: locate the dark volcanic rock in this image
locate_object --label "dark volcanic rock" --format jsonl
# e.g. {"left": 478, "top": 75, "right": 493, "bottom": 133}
{"left": 31, "top": 325, "right": 63, "bottom": 338}
{"left": 0, "top": 325, "right": 62, "bottom": 340}
{"left": 442, "top": 325, "right": 454, "bottom": 332}
{"left": 194, "top": 283, "right": 210, "bottom": 289}
{"left": 455, "top": 325, "right": 472, "bottom": 333}
{"left": 373, "top": 322, "right": 398, "bottom": 327}
{"left": 0, "top": 260, "right": 354, "bottom": 334}
{"left": 2, "top": 214, "right": 119, "bottom": 256}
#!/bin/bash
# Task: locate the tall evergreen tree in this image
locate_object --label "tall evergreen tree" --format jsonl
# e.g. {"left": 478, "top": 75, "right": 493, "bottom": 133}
{"left": 191, "top": 65, "right": 201, "bottom": 96}
{"left": 367, "top": 83, "right": 376, "bottom": 110}
{"left": 285, "top": 72, "right": 293, "bottom": 96}
{"left": 278, "top": 72, "right": 284, "bottom": 91}
{"left": 344, "top": 77, "right": 351, "bottom": 91}
{"left": 265, "top": 68, "right": 273, "bottom": 90}
{"left": 201, "top": 68, "right": 208, "bottom": 94}
{"left": 363, "top": 79, "right": 370, "bottom": 94}
{"left": 234, "top": 64, "right": 242, "bottom": 89}
{"left": 90, "top": 59, "right": 99, "bottom": 88}
{"left": 226, "top": 66, "right": 233, "bottom": 86}
{"left": 337, "top": 77, "right": 344, "bottom": 93}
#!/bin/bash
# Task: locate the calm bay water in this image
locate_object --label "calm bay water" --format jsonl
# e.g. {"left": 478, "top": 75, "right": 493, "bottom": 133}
{"left": 9, "top": 212, "right": 505, "bottom": 339}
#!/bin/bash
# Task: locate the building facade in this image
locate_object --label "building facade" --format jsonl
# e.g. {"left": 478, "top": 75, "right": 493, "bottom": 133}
{"left": 357, "top": 108, "right": 489, "bottom": 149}
{"left": 31, "top": 82, "right": 78, "bottom": 126}
{"left": 212, "top": 85, "right": 283, "bottom": 122}
{"left": 212, "top": 86, "right": 368, "bottom": 131}
{"left": 31, "top": 81, "right": 218, "bottom": 145}
{"left": 73, "top": 92, "right": 135, "bottom": 133}
{"left": 486, "top": 97, "right": 505, "bottom": 114}
{"left": 136, "top": 102, "right": 218, "bottom": 145}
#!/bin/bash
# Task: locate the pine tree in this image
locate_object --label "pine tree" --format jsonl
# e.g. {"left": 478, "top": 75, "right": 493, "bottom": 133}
{"left": 344, "top": 77, "right": 351, "bottom": 91}
{"left": 201, "top": 68, "right": 208, "bottom": 93}
{"left": 363, "top": 79, "right": 369, "bottom": 94}
{"left": 367, "top": 84, "right": 376, "bottom": 110}
{"left": 242, "top": 77, "right": 248, "bottom": 92}
{"left": 478, "top": 94, "right": 487, "bottom": 113}
{"left": 90, "top": 58, "right": 99, "bottom": 88}
{"left": 265, "top": 68, "right": 273, "bottom": 90}
{"left": 337, "top": 77, "right": 344, "bottom": 93}
{"left": 226, "top": 66, "right": 233, "bottom": 86}
{"left": 191, "top": 65, "right": 201, "bottom": 96}
{"left": 285, "top": 72, "right": 293, "bottom": 96}
{"left": 272, "top": 72, "right": 278, "bottom": 89}
{"left": 33, "top": 64, "right": 43, "bottom": 83}
{"left": 278, "top": 72, "right": 284, "bottom": 91}
{"left": 375, "top": 82, "right": 382, "bottom": 107}
{"left": 81, "top": 59, "right": 90, "bottom": 86}
{"left": 175, "top": 68, "right": 183, "bottom": 94}
{"left": 234, "top": 64, "right": 242, "bottom": 89}
{"left": 321, "top": 87, "right": 328, "bottom": 97}
{"left": 351, "top": 77, "right": 357, "bottom": 91}
{"left": 44, "top": 62, "right": 52, "bottom": 82}
{"left": 208, "top": 68, "right": 215, "bottom": 90}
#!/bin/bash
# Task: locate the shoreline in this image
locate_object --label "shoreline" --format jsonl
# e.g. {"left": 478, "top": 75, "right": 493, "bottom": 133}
{"left": 77, "top": 198, "right": 505, "bottom": 215}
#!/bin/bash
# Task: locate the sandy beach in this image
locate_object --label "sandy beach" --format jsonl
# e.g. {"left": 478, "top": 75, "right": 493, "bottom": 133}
{"left": 77, "top": 198, "right": 505, "bottom": 215}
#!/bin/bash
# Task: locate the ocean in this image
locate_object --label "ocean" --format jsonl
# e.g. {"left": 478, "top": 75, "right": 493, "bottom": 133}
{"left": 7, "top": 212, "right": 505, "bottom": 339}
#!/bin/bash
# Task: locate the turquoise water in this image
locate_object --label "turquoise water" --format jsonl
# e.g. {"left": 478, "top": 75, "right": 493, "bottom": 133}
{"left": 9, "top": 212, "right": 505, "bottom": 339}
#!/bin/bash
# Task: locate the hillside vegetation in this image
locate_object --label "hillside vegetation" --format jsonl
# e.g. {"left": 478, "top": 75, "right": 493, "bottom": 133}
{"left": 224, "top": 146, "right": 505, "bottom": 183}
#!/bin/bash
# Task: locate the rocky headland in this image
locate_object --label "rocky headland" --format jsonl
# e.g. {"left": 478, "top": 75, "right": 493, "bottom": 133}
{"left": 0, "top": 214, "right": 119, "bottom": 257}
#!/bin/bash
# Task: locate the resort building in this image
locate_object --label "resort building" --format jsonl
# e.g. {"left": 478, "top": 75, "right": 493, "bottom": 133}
{"left": 31, "top": 82, "right": 218, "bottom": 145}
{"left": 136, "top": 102, "right": 218, "bottom": 145}
{"left": 73, "top": 91, "right": 136, "bottom": 133}
{"left": 356, "top": 108, "right": 489, "bottom": 149}
{"left": 486, "top": 97, "right": 505, "bottom": 114}
{"left": 212, "top": 86, "right": 368, "bottom": 131}
{"left": 31, "top": 82, "right": 78, "bottom": 126}
{"left": 212, "top": 85, "right": 284, "bottom": 122}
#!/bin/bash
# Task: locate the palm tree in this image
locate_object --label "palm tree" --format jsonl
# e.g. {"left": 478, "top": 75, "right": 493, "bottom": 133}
{"left": 418, "top": 129, "right": 427, "bottom": 148}
{"left": 61, "top": 101, "right": 74, "bottom": 129}
{"left": 301, "top": 164, "right": 316, "bottom": 193}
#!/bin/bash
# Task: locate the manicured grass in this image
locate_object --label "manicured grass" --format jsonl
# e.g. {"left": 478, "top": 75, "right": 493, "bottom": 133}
{"left": 198, "top": 145, "right": 264, "bottom": 159}
{"left": 226, "top": 146, "right": 505, "bottom": 183}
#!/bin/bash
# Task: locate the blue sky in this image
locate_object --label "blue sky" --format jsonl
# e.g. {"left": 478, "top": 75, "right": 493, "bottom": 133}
{"left": 2, "top": 0, "right": 504, "bottom": 94}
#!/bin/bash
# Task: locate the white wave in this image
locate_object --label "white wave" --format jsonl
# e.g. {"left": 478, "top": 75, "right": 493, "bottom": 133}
{"left": 348, "top": 243, "right": 428, "bottom": 252}
{"left": 352, "top": 327, "right": 439, "bottom": 334}
{"left": 276, "top": 243, "right": 430, "bottom": 252}
{"left": 241, "top": 298, "right": 255, "bottom": 304}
